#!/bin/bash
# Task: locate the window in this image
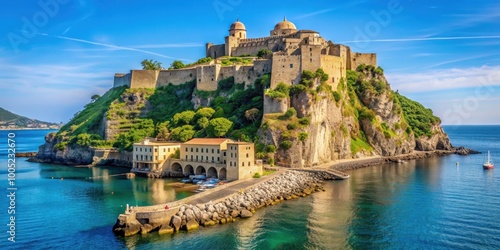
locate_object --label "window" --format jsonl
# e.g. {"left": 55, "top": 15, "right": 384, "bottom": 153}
{"left": 243, "top": 162, "right": 245, "bottom": 166}
{"left": 310, "top": 48, "right": 312, "bottom": 52}
{"left": 191, "top": 155, "right": 193, "bottom": 160}
{"left": 218, "top": 149, "right": 220, "bottom": 154}
{"left": 140, "top": 148, "right": 142, "bottom": 152}
{"left": 186, "top": 155, "right": 188, "bottom": 160}
{"left": 163, "top": 148, "right": 165, "bottom": 152}
{"left": 201, "top": 148, "right": 204, "bottom": 153}
{"left": 212, "top": 149, "right": 214, "bottom": 153}
{"left": 218, "top": 157, "right": 220, "bottom": 162}
{"left": 141, "top": 155, "right": 143, "bottom": 160}
{"left": 191, "top": 148, "right": 193, "bottom": 152}
{"left": 155, "top": 148, "right": 158, "bottom": 153}
{"left": 212, "top": 156, "right": 214, "bottom": 161}
{"left": 196, "top": 155, "right": 198, "bottom": 160}
{"left": 155, "top": 156, "right": 158, "bottom": 160}
{"left": 224, "top": 152, "right": 226, "bottom": 156}
{"left": 248, "top": 161, "right": 251, "bottom": 166}
{"left": 196, "top": 148, "right": 198, "bottom": 153}
{"left": 150, "top": 156, "right": 152, "bottom": 161}
{"left": 186, "top": 148, "right": 188, "bottom": 152}
{"left": 168, "top": 148, "right": 170, "bottom": 152}
{"left": 136, "top": 155, "right": 138, "bottom": 160}
{"left": 224, "top": 160, "right": 226, "bottom": 164}
{"left": 246, "top": 153, "right": 249, "bottom": 158}
{"left": 149, "top": 148, "right": 152, "bottom": 152}
{"left": 310, "top": 58, "right": 312, "bottom": 63}
{"left": 290, "top": 64, "right": 293, "bottom": 68}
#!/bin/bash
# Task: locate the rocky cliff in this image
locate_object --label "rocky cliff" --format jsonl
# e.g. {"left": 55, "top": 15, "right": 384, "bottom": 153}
{"left": 35, "top": 66, "right": 452, "bottom": 168}
{"left": 258, "top": 66, "right": 452, "bottom": 168}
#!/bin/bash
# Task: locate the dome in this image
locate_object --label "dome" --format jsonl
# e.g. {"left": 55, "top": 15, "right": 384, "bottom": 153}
{"left": 230, "top": 20, "right": 246, "bottom": 30}
{"left": 274, "top": 17, "right": 296, "bottom": 31}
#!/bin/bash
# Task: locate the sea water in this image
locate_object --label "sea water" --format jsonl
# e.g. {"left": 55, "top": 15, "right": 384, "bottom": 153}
{"left": 0, "top": 126, "right": 499, "bottom": 249}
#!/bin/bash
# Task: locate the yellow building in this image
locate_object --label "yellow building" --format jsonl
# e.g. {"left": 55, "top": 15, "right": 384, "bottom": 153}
{"left": 132, "top": 138, "right": 262, "bottom": 180}
{"left": 132, "top": 138, "right": 180, "bottom": 175}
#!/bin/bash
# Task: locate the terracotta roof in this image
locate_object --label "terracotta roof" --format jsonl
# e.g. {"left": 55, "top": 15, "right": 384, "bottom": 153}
{"left": 227, "top": 141, "right": 253, "bottom": 145}
{"left": 183, "top": 138, "right": 234, "bottom": 145}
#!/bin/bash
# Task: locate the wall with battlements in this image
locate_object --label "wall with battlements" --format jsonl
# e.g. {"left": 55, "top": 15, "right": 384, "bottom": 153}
{"left": 130, "top": 70, "right": 159, "bottom": 88}
{"left": 157, "top": 68, "right": 196, "bottom": 87}
{"left": 350, "top": 52, "right": 377, "bottom": 70}
{"left": 206, "top": 43, "right": 225, "bottom": 59}
{"left": 114, "top": 73, "right": 131, "bottom": 88}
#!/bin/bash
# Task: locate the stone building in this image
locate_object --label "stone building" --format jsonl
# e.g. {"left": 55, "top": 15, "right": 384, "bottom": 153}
{"left": 113, "top": 18, "right": 376, "bottom": 97}
{"left": 132, "top": 138, "right": 180, "bottom": 175}
{"left": 132, "top": 138, "right": 261, "bottom": 180}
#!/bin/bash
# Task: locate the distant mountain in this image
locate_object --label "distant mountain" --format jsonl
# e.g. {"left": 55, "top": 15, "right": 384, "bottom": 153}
{"left": 0, "top": 107, "right": 61, "bottom": 129}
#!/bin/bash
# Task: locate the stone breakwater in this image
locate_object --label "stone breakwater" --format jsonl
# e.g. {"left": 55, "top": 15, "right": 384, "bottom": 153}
{"left": 113, "top": 170, "right": 335, "bottom": 237}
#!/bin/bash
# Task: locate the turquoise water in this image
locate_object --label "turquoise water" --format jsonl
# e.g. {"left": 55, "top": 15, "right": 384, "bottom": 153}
{"left": 1, "top": 126, "right": 500, "bottom": 249}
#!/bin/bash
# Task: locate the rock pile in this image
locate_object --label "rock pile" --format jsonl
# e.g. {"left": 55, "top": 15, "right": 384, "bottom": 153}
{"left": 113, "top": 170, "right": 335, "bottom": 236}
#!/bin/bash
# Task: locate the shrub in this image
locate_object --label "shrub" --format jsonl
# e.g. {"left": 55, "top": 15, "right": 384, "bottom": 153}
{"left": 287, "top": 123, "right": 298, "bottom": 130}
{"left": 289, "top": 84, "right": 307, "bottom": 96}
{"left": 281, "top": 131, "right": 291, "bottom": 140}
{"left": 332, "top": 91, "right": 341, "bottom": 102}
{"left": 298, "top": 132, "right": 309, "bottom": 141}
{"left": 253, "top": 172, "right": 261, "bottom": 178}
{"left": 298, "top": 117, "right": 311, "bottom": 125}
{"left": 267, "top": 156, "right": 275, "bottom": 166}
{"left": 256, "top": 152, "right": 267, "bottom": 159}
{"left": 284, "top": 108, "right": 297, "bottom": 119}
{"left": 280, "top": 140, "right": 293, "bottom": 150}
{"left": 265, "top": 145, "right": 276, "bottom": 153}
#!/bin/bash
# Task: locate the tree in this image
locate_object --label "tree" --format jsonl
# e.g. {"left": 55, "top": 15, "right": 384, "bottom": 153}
{"left": 173, "top": 110, "right": 196, "bottom": 126}
{"left": 257, "top": 49, "right": 272, "bottom": 58}
{"left": 206, "top": 118, "right": 233, "bottom": 137}
{"left": 170, "top": 60, "right": 185, "bottom": 69}
{"left": 195, "top": 107, "right": 215, "bottom": 119}
{"left": 170, "top": 125, "right": 195, "bottom": 142}
{"left": 141, "top": 59, "right": 163, "bottom": 70}
{"left": 197, "top": 117, "right": 209, "bottom": 129}
{"left": 156, "top": 127, "right": 170, "bottom": 141}
{"left": 91, "top": 94, "right": 100, "bottom": 102}
{"left": 245, "top": 108, "right": 259, "bottom": 125}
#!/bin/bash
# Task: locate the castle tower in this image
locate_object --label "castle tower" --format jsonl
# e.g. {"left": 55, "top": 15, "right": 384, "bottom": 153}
{"left": 229, "top": 19, "right": 246, "bottom": 39}
{"left": 270, "top": 17, "right": 297, "bottom": 36}
{"left": 225, "top": 19, "right": 246, "bottom": 57}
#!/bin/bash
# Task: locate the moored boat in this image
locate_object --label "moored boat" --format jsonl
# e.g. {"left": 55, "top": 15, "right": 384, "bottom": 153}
{"left": 483, "top": 151, "right": 494, "bottom": 169}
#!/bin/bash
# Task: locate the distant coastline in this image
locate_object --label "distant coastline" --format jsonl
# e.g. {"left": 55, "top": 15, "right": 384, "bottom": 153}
{"left": 0, "top": 127, "right": 60, "bottom": 131}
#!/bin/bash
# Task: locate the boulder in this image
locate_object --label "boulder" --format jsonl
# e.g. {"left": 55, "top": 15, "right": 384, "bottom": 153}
{"left": 140, "top": 224, "right": 154, "bottom": 234}
{"left": 158, "top": 223, "right": 174, "bottom": 235}
{"left": 240, "top": 209, "right": 253, "bottom": 218}
{"left": 169, "top": 215, "right": 182, "bottom": 232}
{"left": 183, "top": 219, "right": 199, "bottom": 231}
{"left": 112, "top": 216, "right": 142, "bottom": 237}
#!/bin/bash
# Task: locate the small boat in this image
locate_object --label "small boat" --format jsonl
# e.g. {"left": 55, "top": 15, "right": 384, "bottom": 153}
{"left": 483, "top": 151, "right": 494, "bottom": 169}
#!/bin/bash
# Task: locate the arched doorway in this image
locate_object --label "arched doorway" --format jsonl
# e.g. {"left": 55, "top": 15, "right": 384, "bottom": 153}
{"left": 184, "top": 165, "right": 194, "bottom": 176}
{"left": 171, "top": 162, "right": 182, "bottom": 173}
{"left": 219, "top": 168, "right": 227, "bottom": 180}
{"left": 207, "top": 167, "right": 218, "bottom": 178}
{"left": 196, "top": 166, "right": 206, "bottom": 176}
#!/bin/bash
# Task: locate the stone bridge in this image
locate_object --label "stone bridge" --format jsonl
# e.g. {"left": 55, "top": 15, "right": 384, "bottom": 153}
{"left": 169, "top": 160, "right": 227, "bottom": 179}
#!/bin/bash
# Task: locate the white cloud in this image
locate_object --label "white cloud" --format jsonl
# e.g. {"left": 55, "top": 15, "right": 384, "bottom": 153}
{"left": 386, "top": 65, "right": 500, "bottom": 93}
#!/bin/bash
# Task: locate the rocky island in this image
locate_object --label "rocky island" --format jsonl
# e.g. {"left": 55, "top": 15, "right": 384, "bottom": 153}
{"left": 30, "top": 18, "right": 477, "bottom": 237}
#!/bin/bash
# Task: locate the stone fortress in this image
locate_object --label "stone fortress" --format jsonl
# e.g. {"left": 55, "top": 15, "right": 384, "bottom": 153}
{"left": 113, "top": 18, "right": 377, "bottom": 100}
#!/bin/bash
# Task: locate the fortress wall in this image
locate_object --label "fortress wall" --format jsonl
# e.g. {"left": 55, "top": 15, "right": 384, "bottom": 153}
{"left": 300, "top": 45, "right": 322, "bottom": 73}
{"left": 234, "top": 65, "right": 254, "bottom": 86}
{"left": 320, "top": 54, "right": 344, "bottom": 89}
{"left": 206, "top": 43, "right": 226, "bottom": 58}
{"left": 270, "top": 54, "right": 301, "bottom": 88}
{"left": 350, "top": 52, "right": 377, "bottom": 70}
{"left": 263, "top": 95, "right": 289, "bottom": 114}
{"left": 196, "top": 65, "right": 220, "bottom": 91}
{"left": 253, "top": 59, "right": 272, "bottom": 76}
{"left": 113, "top": 73, "right": 131, "bottom": 88}
{"left": 157, "top": 68, "right": 196, "bottom": 87}
{"left": 130, "top": 70, "right": 159, "bottom": 88}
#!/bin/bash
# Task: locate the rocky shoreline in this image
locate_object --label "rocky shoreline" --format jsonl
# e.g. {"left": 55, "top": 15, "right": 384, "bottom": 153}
{"left": 112, "top": 170, "right": 336, "bottom": 237}
{"left": 332, "top": 147, "right": 480, "bottom": 172}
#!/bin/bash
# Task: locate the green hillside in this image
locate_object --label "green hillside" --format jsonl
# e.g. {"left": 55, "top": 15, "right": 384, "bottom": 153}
{"left": 0, "top": 107, "right": 60, "bottom": 129}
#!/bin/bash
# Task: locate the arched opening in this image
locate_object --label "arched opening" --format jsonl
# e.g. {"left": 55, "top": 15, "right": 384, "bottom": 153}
{"left": 196, "top": 166, "right": 206, "bottom": 176}
{"left": 207, "top": 167, "right": 218, "bottom": 179}
{"left": 184, "top": 165, "right": 194, "bottom": 176}
{"left": 219, "top": 168, "right": 227, "bottom": 180}
{"left": 171, "top": 162, "right": 182, "bottom": 173}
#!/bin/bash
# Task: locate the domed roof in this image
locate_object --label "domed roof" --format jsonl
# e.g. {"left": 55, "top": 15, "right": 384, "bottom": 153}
{"left": 230, "top": 19, "right": 246, "bottom": 30}
{"left": 274, "top": 17, "right": 296, "bottom": 30}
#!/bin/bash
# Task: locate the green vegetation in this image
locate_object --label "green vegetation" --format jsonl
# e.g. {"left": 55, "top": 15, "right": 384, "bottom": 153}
{"left": 396, "top": 93, "right": 440, "bottom": 137}
{"left": 265, "top": 82, "right": 289, "bottom": 99}
{"left": 263, "top": 169, "right": 276, "bottom": 176}
{"left": 253, "top": 172, "right": 261, "bottom": 178}
{"left": 257, "top": 49, "right": 273, "bottom": 58}
{"left": 280, "top": 140, "right": 293, "bottom": 150}
{"left": 206, "top": 118, "right": 233, "bottom": 137}
{"left": 141, "top": 59, "right": 163, "bottom": 70}
{"left": 267, "top": 156, "right": 275, "bottom": 166}
{"left": 169, "top": 57, "right": 213, "bottom": 70}
{"left": 298, "top": 117, "right": 310, "bottom": 126}
{"left": 284, "top": 108, "right": 297, "bottom": 119}
{"left": 220, "top": 56, "right": 254, "bottom": 66}
{"left": 298, "top": 132, "right": 309, "bottom": 141}
{"left": 0, "top": 107, "right": 60, "bottom": 128}
{"left": 350, "top": 135, "right": 373, "bottom": 156}
{"left": 60, "top": 86, "right": 127, "bottom": 137}
{"left": 265, "top": 145, "right": 276, "bottom": 153}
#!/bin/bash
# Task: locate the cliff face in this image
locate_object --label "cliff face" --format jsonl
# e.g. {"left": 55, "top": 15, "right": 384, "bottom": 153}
{"left": 34, "top": 132, "right": 94, "bottom": 165}
{"left": 258, "top": 66, "right": 451, "bottom": 168}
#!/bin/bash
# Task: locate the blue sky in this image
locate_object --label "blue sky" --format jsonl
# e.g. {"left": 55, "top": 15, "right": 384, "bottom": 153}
{"left": 1, "top": 0, "right": 499, "bottom": 125}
